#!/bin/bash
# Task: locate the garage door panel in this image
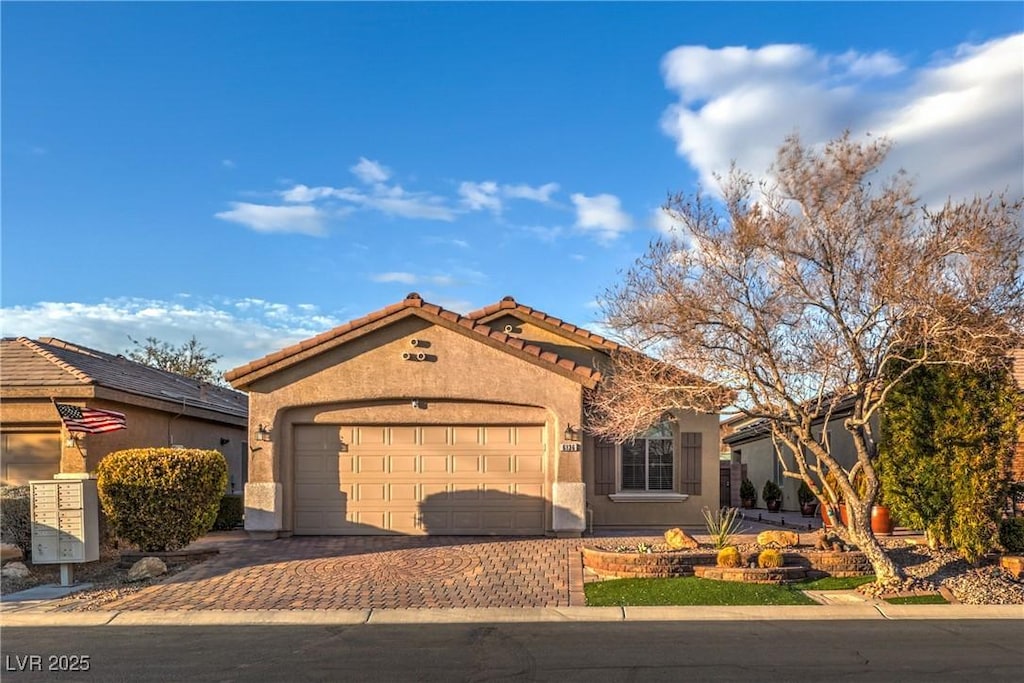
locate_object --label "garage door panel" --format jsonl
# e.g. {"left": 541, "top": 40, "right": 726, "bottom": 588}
{"left": 294, "top": 424, "right": 546, "bottom": 535}
{"left": 518, "top": 426, "right": 545, "bottom": 445}
{"left": 421, "top": 426, "right": 448, "bottom": 445}
{"left": 421, "top": 455, "right": 449, "bottom": 473}
{"left": 388, "top": 455, "right": 418, "bottom": 473}
{"left": 357, "top": 455, "right": 387, "bottom": 473}
{"left": 452, "top": 455, "right": 480, "bottom": 472}
{"left": 452, "top": 427, "right": 481, "bottom": 445}
{"left": 516, "top": 455, "right": 544, "bottom": 473}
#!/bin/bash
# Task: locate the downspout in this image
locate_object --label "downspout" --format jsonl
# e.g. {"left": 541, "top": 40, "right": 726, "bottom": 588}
{"left": 168, "top": 396, "right": 187, "bottom": 446}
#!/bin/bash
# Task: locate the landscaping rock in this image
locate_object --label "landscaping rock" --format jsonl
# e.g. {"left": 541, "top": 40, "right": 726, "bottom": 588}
{"left": 0, "top": 542, "right": 24, "bottom": 562}
{"left": 664, "top": 528, "right": 700, "bottom": 550}
{"left": 127, "top": 557, "right": 167, "bottom": 582}
{"left": 1, "top": 561, "right": 30, "bottom": 580}
{"left": 757, "top": 530, "right": 799, "bottom": 548}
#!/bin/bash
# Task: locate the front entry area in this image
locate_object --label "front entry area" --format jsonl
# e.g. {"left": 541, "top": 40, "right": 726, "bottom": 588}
{"left": 293, "top": 424, "right": 547, "bottom": 535}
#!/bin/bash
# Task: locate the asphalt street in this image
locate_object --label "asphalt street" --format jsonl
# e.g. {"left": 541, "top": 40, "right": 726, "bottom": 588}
{"left": 2, "top": 619, "right": 1021, "bottom": 682}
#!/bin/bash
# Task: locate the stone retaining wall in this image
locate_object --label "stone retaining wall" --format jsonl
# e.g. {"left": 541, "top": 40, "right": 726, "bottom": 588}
{"left": 582, "top": 545, "right": 872, "bottom": 579}
{"left": 694, "top": 565, "right": 808, "bottom": 583}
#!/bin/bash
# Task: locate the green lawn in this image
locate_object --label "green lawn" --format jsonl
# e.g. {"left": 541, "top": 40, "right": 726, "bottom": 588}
{"left": 884, "top": 594, "right": 949, "bottom": 605}
{"left": 584, "top": 575, "right": 877, "bottom": 607}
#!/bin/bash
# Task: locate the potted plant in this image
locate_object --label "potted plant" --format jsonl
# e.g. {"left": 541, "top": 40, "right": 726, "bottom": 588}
{"left": 762, "top": 480, "right": 782, "bottom": 512}
{"left": 853, "top": 469, "right": 894, "bottom": 535}
{"left": 798, "top": 480, "right": 818, "bottom": 517}
{"left": 740, "top": 478, "right": 757, "bottom": 509}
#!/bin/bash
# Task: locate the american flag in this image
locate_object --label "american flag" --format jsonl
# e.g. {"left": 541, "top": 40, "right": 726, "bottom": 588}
{"left": 54, "top": 402, "right": 127, "bottom": 434}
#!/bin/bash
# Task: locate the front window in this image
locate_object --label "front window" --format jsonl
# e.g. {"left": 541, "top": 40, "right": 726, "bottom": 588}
{"left": 621, "top": 423, "right": 674, "bottom": 491}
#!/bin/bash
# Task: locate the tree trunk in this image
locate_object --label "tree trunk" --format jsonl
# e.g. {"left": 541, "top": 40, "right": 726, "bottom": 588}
{"left": 842, "top": 502, "right": 906, "bottom": 583}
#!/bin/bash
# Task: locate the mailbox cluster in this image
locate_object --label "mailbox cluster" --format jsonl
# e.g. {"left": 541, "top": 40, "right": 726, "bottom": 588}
{"left": 30, "top": 478, "right": 100, "bottom": 564}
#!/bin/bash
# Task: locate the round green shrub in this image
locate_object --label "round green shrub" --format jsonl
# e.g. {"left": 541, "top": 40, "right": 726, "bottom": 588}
{"left": 97, "top": 448, "right": 228, "bottom": 552}
{"left": 758, "top": 548, "right": 784, "bottom": 568}
{"left": 999, "top": 518, "right": 1024, "bottom": 553}
{"left": 717, "top": 546, "right": 742, "bottom": 568}
{"left": 213, "top": 494, "right": 244, "bottom": 530}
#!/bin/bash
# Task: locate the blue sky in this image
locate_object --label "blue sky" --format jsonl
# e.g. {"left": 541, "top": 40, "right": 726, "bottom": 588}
{"left": 3, "top": 2, "right": 1022, "bottom": 374}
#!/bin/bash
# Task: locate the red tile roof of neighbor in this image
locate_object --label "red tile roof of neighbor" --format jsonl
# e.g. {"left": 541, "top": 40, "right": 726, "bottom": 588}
{"left": 465, "top": 295, "right": 623, "bottom": 351}
{"left": 224, "top": 293, "right": 603, "bottom": 387}
{"left": 0, "top": 337, "right": 248, "bottom": 417}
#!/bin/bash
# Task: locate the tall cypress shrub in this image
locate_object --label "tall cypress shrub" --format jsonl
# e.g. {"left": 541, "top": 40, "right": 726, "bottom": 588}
{"left": 879, "top": 361, "right": 1019, "bottom": 561}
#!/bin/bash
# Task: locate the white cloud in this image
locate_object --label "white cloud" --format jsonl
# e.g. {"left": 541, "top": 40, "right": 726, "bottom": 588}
{"left": 660, "top": 34, "right": 1024, "bottom": 206}
{"left": 350, "top": 157, "right": 392, "bottom": 184}
{"left": 570, "top": 193, "right": 633, "bottom": 243}
{"left": 214, "top": 202, "right": 325, "bottom": 236}
{"left": 650, "top": 207, "right": 680, "bottom": 236}
{"left": 458, "top": 181, "right": 502, "bottom": 213}
{"left": 371, "top": 272, "right": 418, "bottom": 284}
{"left": 502, "top": 182, "right": 560, "bottom": 203}
{"left": 0, "top": 297, "right": 347, "bottom": 375}
{"left": 221, "top": 159, "right": 236, "bottom": 169}
{"left": 370, "top": 272, "right": 463, "bottom": 287}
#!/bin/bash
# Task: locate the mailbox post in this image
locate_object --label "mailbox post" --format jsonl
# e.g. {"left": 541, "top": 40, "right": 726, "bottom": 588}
{"left": 30, "top": 473, "right": 100, "bottom": 586}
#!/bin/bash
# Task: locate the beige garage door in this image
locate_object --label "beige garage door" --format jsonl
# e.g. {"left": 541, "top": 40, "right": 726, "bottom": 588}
{"left": 1, "top": 432, "right": 61, "bottom": 485}
{"left": 293, "top": 424, "right": 546, "bottom": 535}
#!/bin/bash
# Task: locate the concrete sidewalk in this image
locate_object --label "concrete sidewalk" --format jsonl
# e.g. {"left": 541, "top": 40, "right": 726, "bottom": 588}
{"left": 3, "top": 604, "right": 1022, "bottom": 627}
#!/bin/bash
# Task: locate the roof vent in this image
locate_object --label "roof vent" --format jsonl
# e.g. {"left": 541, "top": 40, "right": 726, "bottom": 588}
{"left": 501, "top": 295, "right": 516, "bottom": 302}
{"left": 405, "top": 292, "right": 422, "bottom": 300}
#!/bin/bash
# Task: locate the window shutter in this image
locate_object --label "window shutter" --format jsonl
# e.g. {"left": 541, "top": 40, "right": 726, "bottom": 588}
{"left": 680, "top": 432, "right": 702, "bottom": 495}
{"left": 594, "top": 438, "right": 617, "bottom": 495}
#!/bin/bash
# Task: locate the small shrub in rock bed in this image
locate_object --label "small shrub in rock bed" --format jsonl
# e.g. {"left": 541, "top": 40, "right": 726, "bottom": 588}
{"left": 97, "top": 448, "right": 227, "bottom": 552}
{"left": 999, "top": 518, "right": 1024, "bottom": 553}
{"left": 213, "top": 494, "right": 244, "bottom": 530}
{"left": 717, "top": 546, "right": 742, "bottom": 568}
{"left": 758, "top": 549, "right": 784, "bottom": 568}
{"left": 0, "top": 486, "right": 31, "bottom": 557}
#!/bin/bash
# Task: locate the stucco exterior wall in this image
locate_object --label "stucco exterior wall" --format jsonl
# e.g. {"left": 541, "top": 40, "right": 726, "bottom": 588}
{"left": 729, "top": 416, "right": 876, "bottom": 511}
{"left": 584, "top": 411, "right": 721, "bottom": 528}
{"left": 244, "top": 316, "right": 586, "bottom": 535}
{"left": 486, "top": 315, "right": 608, "bottom": 370}
{"left": 0, "top": 395, "right": 246, "bottom": 489}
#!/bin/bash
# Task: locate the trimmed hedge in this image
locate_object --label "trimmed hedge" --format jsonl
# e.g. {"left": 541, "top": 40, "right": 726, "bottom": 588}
{"left": 1000, "top": 518, "right": 1024, "bottom": 553}
{"left": 96, "top": 448, "right": 228, "bottom": 552}
{"left": 1, "top": 485, "right": 31, "bottom": 557}
{"left": 213, "top": 494, "right": 244, "bottom": 530}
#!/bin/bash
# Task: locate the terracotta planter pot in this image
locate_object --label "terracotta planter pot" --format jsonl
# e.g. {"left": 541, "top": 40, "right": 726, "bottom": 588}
{"left": 800, "top": 502, "right": 818, "bottom": 518}
{"left": 741, "top": 498, "right": 755, "bottom": 509}
{"left": 766, "top": 499, "right": 781, "bottom": 513}
{"left": 871, "top": 505, "right": 894, "bottom": 535}
{"left": 822, "top": 503, "right": 894, "bottom": 534}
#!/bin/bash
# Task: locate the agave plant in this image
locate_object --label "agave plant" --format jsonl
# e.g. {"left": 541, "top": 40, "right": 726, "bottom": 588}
{"left": 702, "top": 506, "right": 747, "bottom": 550}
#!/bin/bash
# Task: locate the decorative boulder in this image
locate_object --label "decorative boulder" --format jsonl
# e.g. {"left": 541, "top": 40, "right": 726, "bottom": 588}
{"left": 127, "top": 557, "right": 167, "bottom": 582}
{"left": 757, "top": 530, "right": 800, "bottom": 548}
{"left": 0, "top": 542, "right": 24, "bottom": 562}
{"left": 664, "top": 528, "right": 700, "bottom": 550}
{"left": 1, "top": 561, "right": 30, "bottom": 580}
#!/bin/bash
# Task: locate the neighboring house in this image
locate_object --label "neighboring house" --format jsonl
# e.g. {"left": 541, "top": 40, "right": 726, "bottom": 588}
{"left": 0, "top": 337, "right": 249, "bottom": 490}
{"left": 225, "top": 293, "right": 721, "bottom": 538}
{"left": 724, "top": 349, "right": 1024, "bottom": 512}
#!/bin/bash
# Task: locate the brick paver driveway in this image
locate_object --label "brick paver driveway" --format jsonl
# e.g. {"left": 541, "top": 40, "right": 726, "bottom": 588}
{"left": 105, "top": 536, "right": 584, "bottom": 610}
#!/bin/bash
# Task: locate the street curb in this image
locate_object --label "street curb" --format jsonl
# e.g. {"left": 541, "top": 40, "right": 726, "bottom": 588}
{"left": 2, "top": 604, "right": 1021, "bottom": 626}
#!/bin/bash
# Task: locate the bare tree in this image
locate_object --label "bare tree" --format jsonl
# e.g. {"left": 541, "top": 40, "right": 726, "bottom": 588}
{"left": 126, "top": 335, "right": 225, "bottom": 386}
{"left": 589, "top": 133, "right": 1023, "bottom": 584}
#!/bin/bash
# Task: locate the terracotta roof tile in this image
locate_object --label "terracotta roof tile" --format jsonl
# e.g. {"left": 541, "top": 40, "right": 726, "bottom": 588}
{"left": 464, "top": 297, "right": 623, "bottom": 352}
{"left": 225, "top": 294, "right": 602, "bottom": 386}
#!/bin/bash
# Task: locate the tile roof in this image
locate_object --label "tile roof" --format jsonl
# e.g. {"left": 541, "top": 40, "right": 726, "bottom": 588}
{"left": 1, "top": 337, "right": 248, "bottom": 418}
{"left": 225, "top": 293, "right": 602, "bottom": 387}
{"left": 464, "top": 295, "right": 623, "bottom": 351}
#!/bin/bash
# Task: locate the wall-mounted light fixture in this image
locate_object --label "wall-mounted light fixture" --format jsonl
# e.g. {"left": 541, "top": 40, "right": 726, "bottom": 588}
{"left": 65, "top": 433, "right": 82, "bottom": 448}
{"left": 563, "top": 424, "right": 581, "bottom": 442}
{"left": 256, "top": 424, "right": 273, "bottom": 442}
{"left": 339, "top": 435, "right": 349, "bottom": 453}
